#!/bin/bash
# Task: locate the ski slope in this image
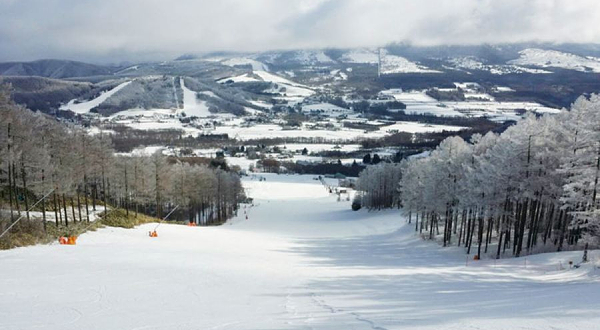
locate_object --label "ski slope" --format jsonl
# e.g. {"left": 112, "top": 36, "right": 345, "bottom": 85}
{"left": 1, "top": 174, "right": 599, "bottom": 330}
{"left": 60, "top": 81, "right": 132, "bottom": 114}
{"left": 180, "top": 78, "right": 211, "bottom": 117}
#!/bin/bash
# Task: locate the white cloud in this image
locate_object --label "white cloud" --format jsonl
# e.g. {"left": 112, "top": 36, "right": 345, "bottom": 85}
{"left": 1, "top": 0, "right": 599, "bottom": 63}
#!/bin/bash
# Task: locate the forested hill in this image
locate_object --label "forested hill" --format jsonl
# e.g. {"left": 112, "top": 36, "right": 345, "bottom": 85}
{"left": 0, "top": 59, "right": 114, "bottom": 79}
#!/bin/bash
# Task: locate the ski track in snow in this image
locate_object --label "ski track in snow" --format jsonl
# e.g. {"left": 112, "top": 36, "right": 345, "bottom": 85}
{"left": 1, "top": 174, "right": 600, "bottom": 330}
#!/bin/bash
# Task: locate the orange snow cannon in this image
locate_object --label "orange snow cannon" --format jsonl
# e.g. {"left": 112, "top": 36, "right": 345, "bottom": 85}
{"left": 59, "top": 236, "right": 77, "bottom": 245}
{"left": 187, "top": 222, "right": 197, "bottom": 227}
{"left": 149, "top": 230, "right": 158, "bottom": 238}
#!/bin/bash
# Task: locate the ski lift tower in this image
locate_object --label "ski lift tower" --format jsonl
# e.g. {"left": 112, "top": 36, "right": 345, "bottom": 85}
{"left": 377, "top": 48, "right": 382, "bottom": 78}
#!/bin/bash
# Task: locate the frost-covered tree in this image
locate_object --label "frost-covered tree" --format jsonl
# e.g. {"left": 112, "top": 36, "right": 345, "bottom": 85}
{"left": 398, "top": 95, "right": 600, "bottom": 258}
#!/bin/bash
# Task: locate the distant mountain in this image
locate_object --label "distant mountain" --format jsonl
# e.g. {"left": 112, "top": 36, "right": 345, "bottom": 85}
{"left": 0, "top": 59, "right": 114, "bottom": 78}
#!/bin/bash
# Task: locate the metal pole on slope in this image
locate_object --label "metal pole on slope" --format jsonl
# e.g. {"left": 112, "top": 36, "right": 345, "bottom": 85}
{"left": 0, "top": 189, "right": 55, "bottom": 239}
{"left": 153, "top": 205, "right": 179, "bottom": 231}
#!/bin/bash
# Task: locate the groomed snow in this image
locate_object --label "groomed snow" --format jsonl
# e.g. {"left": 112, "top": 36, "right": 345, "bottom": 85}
{"left": 180, "top": 78, "right": 211, "bottom": 118}
{"left": 1, "top": 174, "right": 599, "bottom": 330}
{"left": 60, "top": 81, "right": 132, "bottom": 114}
{"left": 217, "top": 73, "right": 261, "bottom": 84}
{"left": 222, "top": 57, "right": 269, "bottom": 71}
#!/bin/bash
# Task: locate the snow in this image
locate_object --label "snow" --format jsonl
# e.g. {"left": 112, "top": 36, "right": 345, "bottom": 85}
{"left": 0, "top": 206, "right": 108, "bottom": 223}
{"left": 217, "top": 73, "right": 261, "bottom": 84}
{"left": 464, "top": 92, "right": 495, "bottom": 101}
{"left": 382, "top": 121, "right": 464, "bottom": 134}
{"left": 277, "top": 143, "right": 362, "bottom": 153}
{"left": 180, "top": 78, "right": 211, "bottom": 117}
{"left": 254, "top": 70, "right": 315, "bottom": 98}
{"left": 119, "top": 119, "right": 199, "bottom": 135}
{"left": 378, "top": 89, "right": 559, "bottom": 119}
{"left": 494, "top": 86, "right": 516, "bottom": 92}
{"left": 222, "top": 57, "right": 269, "bottom": 71}
{"left": 340, "top": 49, "right": 379, "bottom": 64}
{"left": 449, "top": 56, "right": 552, "bottom": 75}
{"left": 60, "top": 81, "right": 132, "bottom": 114}
{"left": 291, "top": 50, "right": 334, "bottom": 65}
{"left": 379, "top": 50, "right": 440, "bottom": 74}
{"left": 1, "top": 174, "right": 599, "bottom": 330}
{"left": 509, "top": 48, "right": 600, "bottom": 73}
{"left": 119, "top": 145, "right": 167, "bottom": 156}
{"left": 340, "top": 49, "right": 439, "bottom": 74}
{"left": 210, "top": 121, "right": 464, "bottom": 141}
{"left": 301, "top": 102, "right": 352, "bottom": 115}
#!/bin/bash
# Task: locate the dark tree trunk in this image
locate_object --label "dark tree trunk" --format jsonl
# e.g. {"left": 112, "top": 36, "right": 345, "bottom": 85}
{"left": 62, "top": 194, "right": 69, "bottom": 227}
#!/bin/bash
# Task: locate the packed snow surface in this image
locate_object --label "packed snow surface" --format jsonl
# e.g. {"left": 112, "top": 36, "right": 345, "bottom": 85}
{"left": 60, "top": 81, "right": 132, "bottom": 114}
{"left": 222, "top": 57, "right": 269, "bottom": 71}
{"left": 180, "top": 78, "right": 211, "bottom": 117}
{"left": 1, "top": 174, "right": 599, "bottom": 330}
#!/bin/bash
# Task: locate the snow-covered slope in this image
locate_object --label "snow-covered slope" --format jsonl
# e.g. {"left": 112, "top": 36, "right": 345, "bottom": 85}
{"left": 180, "top": 78, "right": 211, "bottom": 117}
{"left": 380, "top": 50, "right": 440, "bottom": 74}
{"left": 449, "top": 56, "right": 552, "bottom": 74}
{"left": 509, "top": 48, "right": 600, "bottom": 73}
{"left": 253, "top": 70, "right": 314, "bottom": 97}
{"left": 290, "top": 50, "right": 334, "bottom": 65}
{"left": 221, "top": 57, "right": 269, "bottom": 71}
{"left": 217, "top": 73, "right": 261, "bottom": 83}
{"left": 340, "top": 48, "right": 380, "bottom": 64}
{"left": 340, "top": 49, "right": 439, "bottom": 74}
{"left": 1, "top": 174, "right": 598, "bottom": 330}
{"left": 60, "top": 80, "right": 132, "bottom": 113}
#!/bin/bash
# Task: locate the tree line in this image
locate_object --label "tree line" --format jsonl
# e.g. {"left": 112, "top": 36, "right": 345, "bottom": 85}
{"left": 0, "top": 86, "right": 245, "bottom": 235}
{"left": 356, "top": 94, "right": 599, "bottom": 258}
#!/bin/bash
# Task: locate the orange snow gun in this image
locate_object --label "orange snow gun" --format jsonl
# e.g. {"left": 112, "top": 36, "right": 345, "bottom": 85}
{"left": 59, "top": 236, "right": 77, "bottom": 245}
{"left": 187, "top": 222, "right": 197, "bottom": 227}
{"left": 149, "top": 230, "right": 158, "bottom": 238}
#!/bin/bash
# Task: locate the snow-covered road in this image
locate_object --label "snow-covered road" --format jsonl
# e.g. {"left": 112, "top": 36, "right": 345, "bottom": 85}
{"left": 1, "top": 174, "right": 599, "bottom": 330}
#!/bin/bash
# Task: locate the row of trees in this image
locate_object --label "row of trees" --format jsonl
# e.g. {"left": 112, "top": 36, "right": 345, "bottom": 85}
{"left": 398, "top": 95, "right": 599, "bottom": 258}
{"left": 355, "top": 163, "right": 402, "bottom": 210}
{"left": 0, "top": 86, "right": 245, "bottom": 232}
{"left": 353, "top": 94, "right": 598, "bottom": 258}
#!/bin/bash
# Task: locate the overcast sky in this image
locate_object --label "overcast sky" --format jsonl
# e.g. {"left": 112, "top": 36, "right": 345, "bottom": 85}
{"left": 1, "top": 0, "right": 600, "bottom": 64}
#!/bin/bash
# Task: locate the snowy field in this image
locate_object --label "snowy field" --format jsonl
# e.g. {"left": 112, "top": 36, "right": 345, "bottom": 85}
{"left": 1, "top": 174, "right": 599, "bottom": 330}
{"left": 379, "top": 89, "right": 559, "bottom": 119}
